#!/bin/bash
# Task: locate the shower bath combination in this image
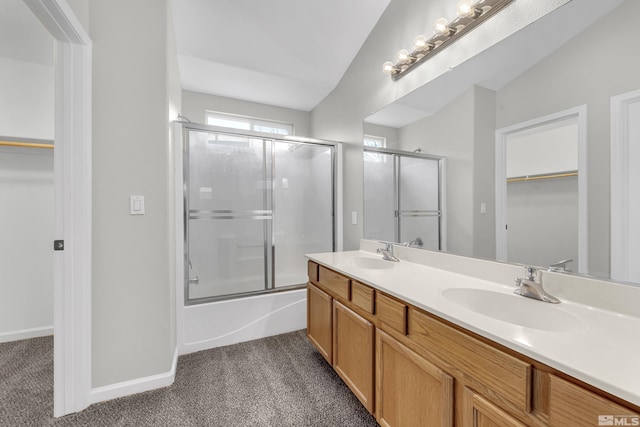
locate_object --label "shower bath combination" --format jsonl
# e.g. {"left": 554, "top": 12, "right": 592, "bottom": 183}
{"left": 181, "top": 123, "right": 337, "bottom": 304}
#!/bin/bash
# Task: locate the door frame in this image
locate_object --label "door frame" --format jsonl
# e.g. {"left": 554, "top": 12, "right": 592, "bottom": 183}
{"left": 495, "top": 105, "right": 588, "bottom": 273}
{"left": 611, "top": 88, "right": 640, "bottom": 283}
{"left": 24, "top": 0, "right": 92, "bottom": 416}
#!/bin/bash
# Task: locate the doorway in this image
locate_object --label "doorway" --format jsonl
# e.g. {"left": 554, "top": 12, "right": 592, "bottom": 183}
{"left": 495, "top": 105, "right": 588, "bottom": 273}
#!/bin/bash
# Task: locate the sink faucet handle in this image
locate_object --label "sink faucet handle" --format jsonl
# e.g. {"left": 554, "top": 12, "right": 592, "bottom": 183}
{"left": 524, "top": 266, "right": 537, "bottom": 281}
{"left": 377, "top": 241, "right": 392, "bottom": 250}
{"left": 548, "top": 258, "right": 573, "bottom": 272}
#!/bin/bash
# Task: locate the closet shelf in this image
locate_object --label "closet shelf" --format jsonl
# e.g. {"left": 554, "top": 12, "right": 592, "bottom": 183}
{"left": 507, "top": 170, "right": 578, "bottom": 183}
{"left": 0, "top": 140, "right": 54, "bottom": 150}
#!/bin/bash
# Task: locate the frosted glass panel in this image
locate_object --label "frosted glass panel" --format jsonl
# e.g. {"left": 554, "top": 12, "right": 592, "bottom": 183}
{"left": 363, "top": 152, "right": 395, "bottom": 242}
{"left": 184, "top": 127, "right": 335, "bottom": 302}
{"left": 188, "top": 131, "right": 268, "bottom": 211}
{"left": 187, "top": 130, "right": 270, "bottom": 301}
{"left": 399, "top": 216, "right": 440, "bottom": 250}
{"left": 399, "top": 156, "right": 439, "bottom": 212}
{"left": 274, "top": 142, "right": 334, "bottom": 287}
{"left": 364, "top": 150, "right": 442, "bottom": 249}
{"left": 188, "top": 218, "right": 267, "bottom": 298}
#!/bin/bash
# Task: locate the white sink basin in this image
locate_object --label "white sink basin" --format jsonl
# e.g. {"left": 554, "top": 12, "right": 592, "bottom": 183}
{"left": 442, "top": 288, "right": 586, "bottom": 333}
{"left": 352, "top": 257, "right": 396, "bottom": 270}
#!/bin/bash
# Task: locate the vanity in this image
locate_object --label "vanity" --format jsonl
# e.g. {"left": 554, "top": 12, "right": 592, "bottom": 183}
{"left": 306, "top": 242, "right": 640, "bottom": 427}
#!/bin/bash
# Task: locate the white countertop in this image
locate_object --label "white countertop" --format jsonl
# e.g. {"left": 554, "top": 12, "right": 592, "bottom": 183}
{"left": 307, "top": 249, "right": 640, "bottom": 407}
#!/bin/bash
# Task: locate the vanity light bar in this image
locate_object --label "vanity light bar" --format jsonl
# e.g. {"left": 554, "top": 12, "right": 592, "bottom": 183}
{"left": 383, "top": 0, "right": 514, "bottom": 80}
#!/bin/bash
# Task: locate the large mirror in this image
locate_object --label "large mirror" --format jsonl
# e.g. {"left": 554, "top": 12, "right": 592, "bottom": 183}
{"left": 363, "top": 0, "right": 640, "bottom": 284}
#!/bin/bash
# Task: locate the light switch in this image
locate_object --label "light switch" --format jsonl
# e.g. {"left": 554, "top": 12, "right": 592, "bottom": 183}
{"left": 130, "top": 195, "right": 145, "bottom": 215}
{"left": 480, "top": 202, "right": 487, "bottom": 214}
{"left": 351, "top": 211, "right": 358, "bottom": 225}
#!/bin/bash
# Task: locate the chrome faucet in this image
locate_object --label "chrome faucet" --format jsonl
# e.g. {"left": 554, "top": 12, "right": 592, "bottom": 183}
{"left": 377, "top": 242, "right": 400, "bottom": 262}
{"left": 514, "top": 266, "right": 560, "bottom": 304}
{"left": 548, "top": 258, "right": 573, "bottom": 272}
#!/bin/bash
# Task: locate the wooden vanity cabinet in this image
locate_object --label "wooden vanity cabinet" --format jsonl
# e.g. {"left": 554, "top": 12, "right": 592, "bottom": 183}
{"left": 333, "top": 300, "right": 375, "bottom": 413}
{"left": 306, "top": 261, "right": 376, "bottom": 413}
{"left": 463, "top": 388, "right": 527, "bottom": 427}
{"left": 307, "top": 283, "right": 332, "bottom": 363}
{"left": 306, "top": 262, "right": 640, "bottom": 427}
{"left": 549, "top": 375, "right": 639, "bottom": 426}
{"left": 376, "top": 329, "right": 454, "bottom": 427}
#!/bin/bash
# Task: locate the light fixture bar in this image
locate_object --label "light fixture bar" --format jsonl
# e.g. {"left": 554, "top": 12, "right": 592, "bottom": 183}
{"left": 383, "top": 0, "right": 514, "bottom": 80}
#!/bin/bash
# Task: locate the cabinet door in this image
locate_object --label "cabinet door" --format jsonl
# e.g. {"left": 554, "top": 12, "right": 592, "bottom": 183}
{"left": 333, "top": 300, "right": 375, "bottom": 413}
{"left": 549, "top": 375, "right": 639, "bottom": 427}
{"left": 307, "top": 283, "right": 333, "bottom": 363}
{"left": 463, "top": 388, "right": 526, "bottom": 427}
{"left": 376, "top": 329, "right": 454, "bottom": 427}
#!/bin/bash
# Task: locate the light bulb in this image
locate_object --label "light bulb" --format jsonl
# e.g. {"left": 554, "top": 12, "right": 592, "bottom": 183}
{"left": 457, "top": 0, "right": 481, "bottom": 18}
{"left": 414, "top": 35, "right": 428, "bottom": 49}
{"left": 382, "top": 61, "right": 395, "bottom": 75}
{"left": 397, "top": 49, "right": 410, "bottom": 62}
{"left": 434, "top": 18, "right": 450, "bottom": 36}
{"left": 457, "top": 0, "right": 473, "bottom": 17}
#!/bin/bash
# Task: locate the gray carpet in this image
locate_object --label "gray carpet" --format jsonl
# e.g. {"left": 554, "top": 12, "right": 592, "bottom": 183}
{"left": 0, "top": 330, "right": 379, "bottom": 426}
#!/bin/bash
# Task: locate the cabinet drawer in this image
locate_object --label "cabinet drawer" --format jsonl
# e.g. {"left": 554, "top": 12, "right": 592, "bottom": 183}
{"left": 352, "top": 281, "right": 375, "bottom": 314}
{"left": 409, "top": 308, "right": 532, "bottom": 413}
{"left": 549, "top": 375, "right": 639, "bottom": 426}
{"left": 308, "top": 261, "right": 319, "bottom": 284}
{"left": 318, "top": 266, "right": 350, "bottom": 301}
{"left": 377, "top": 292, "right": 406, "bottom": 335}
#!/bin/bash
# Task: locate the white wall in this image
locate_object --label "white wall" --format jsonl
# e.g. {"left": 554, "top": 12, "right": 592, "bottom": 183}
{"left": 496, "top": 0, "right": 640, "bottom": 278}
{"left": 310, "top": 0, "right": 570, "bottom": 250}
{"left": 0, "top": 147, "right": 54, "bottom": 342}
{"left": 0, "top": 57, "right": 53, "bottom": 140}
{"left": 182, "top": 90, "right": 311, "bottom": 136}
{"left": 88, "top": 0, "right": 179, "bottom": 388}
{"left": 505, "top": 119, "right": 578, "bottom": 178}
{"left": 0, "top": 53, "right": 54, "bottom": 342}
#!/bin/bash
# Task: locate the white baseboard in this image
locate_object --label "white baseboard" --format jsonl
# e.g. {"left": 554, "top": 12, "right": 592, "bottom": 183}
{"left": 0, "top": 325, "right": 53, "bottom": 343}
{"left": 90, "top": 347, "right": 179, "bottom": 405}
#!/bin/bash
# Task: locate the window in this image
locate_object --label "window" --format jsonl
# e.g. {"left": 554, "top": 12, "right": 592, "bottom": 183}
{"left": 206, "top": 111, "right": 294, "bottom": 136}
{"left": 364, "top": 134, "right": 387, "bottom": 162}
{"left": 364, "top": 134, "right": 386, "bottom": 148}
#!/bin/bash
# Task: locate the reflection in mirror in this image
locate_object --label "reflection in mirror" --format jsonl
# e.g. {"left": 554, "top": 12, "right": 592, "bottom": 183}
{"left": 363, "top": 0, "right": 640, "bottom": 283}
{"left": 363, "top": 147, "right": 444, "bottom": 250}
{"left": 496, "top": 108, "right": 587, "bottom": 275}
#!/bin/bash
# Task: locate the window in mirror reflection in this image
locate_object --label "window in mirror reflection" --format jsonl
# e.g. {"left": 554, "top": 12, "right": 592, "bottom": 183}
{"left": 363, "top": 147, "right": 444, "bottom": 250}
{"left": 364, "top": 134, "right": 387, "bottom": 162}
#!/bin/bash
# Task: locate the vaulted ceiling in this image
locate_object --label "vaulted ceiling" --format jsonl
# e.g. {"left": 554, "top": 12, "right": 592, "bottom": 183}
{"left": 169, "top": 0, "right": 391, "bottom": 111}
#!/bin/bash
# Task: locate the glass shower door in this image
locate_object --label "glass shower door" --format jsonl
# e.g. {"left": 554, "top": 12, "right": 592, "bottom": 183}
{"left": 364, "top": 149, "right": 442, "bottom": 249}
{"left": 398, "top": 156, "right": 441, "bottom": 250}
{"left": 273, "top": 141, "right": 334, "bottom": 287}
{"left": 363, "top": 151, "right": 395, "bottom": 242}
{"left": 186, "top": 130, "right": 272, "bottom": 300}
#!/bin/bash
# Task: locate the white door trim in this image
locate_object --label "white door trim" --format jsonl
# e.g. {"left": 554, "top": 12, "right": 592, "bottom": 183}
{"left": 611, "top": 89, "right": 640, "bottom": 283}
{"left": 495, "top": 105, "right": 588, "bottom": 273}
{"left": 24, "top": 0, "right": 92, "bottom": 416}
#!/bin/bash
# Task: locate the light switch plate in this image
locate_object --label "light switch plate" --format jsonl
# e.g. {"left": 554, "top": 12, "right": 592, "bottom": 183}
{"left": 130, "top": 195, "right": 145, "bottom": 215}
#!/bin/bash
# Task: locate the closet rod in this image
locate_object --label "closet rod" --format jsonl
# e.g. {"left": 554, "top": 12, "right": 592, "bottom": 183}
{"left": 507, "top": 171, "right": 578, "bottom": 183}
{"left": 0, "top": 140, "right": 54, "bottom": 149}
